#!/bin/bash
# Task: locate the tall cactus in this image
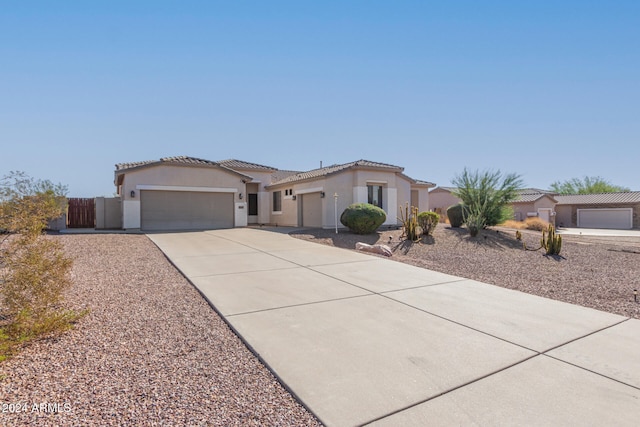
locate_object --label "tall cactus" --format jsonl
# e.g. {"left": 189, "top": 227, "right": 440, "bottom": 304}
{"left": 399, "top": 203, "right": 420, "bottom": 242}
{"left": 541, "top": 224, "right": 562, "bottom": 255}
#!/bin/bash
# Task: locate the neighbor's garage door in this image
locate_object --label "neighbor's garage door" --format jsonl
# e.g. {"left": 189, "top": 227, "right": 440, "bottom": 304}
{"left": 300, "top": 193, "right": 322, "bottom": 227}
{"left": 577, "top": 208, "right": 633, "bottom": 229}
{"left": 141, "top": 190, "right": 234, "bottom": 231}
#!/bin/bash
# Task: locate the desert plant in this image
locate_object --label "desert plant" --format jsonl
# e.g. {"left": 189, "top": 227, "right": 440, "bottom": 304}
{"left": 446, "top": 203, "right": 466, "bottom": 228}
{"left": 451, "top": 168, "right": 523, "bottom": 226}
{"left": 399, "top": 203, "right": 421, "bottom": 242}
{"left": 340, "top": 203, "right": 386, "bottom": 234}
{"left": 463, "top": 205, "right": 485, "bottom": 237}
{"left": 515, "top": 230, "right": 522, "bottom": 240}
{"left": 0, "top": 172, "right": 85, "bottom": 362}
{"left": 541, "top": 224, "right": 562, "bottom": 255}
{"left": 417, "top": 211, "right": 439, "bottom": 236}
{"left": 524, "top": 217, "right": 550, "bottom": 231}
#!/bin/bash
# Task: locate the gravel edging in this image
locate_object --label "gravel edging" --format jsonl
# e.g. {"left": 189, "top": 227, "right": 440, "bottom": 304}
{"left": 290, "top": 226, "right": 640, "bottom": 320}
{"left": 0, "top": 234, "right": 322, "bottom": 427}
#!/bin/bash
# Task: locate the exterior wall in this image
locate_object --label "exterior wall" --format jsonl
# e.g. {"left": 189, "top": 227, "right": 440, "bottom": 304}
{"left": 119, "top": 165, "right": 245, "bottom": 229}
{"left": 96, "top": 197, "right": 122, "bottom": 229}
{"left": 555, "top": 205, "right": 572, "bottom": 228}
{"left": 557, "top": 203, "right": 640, "bottom": 229}
{"left": 429, "top": 189, "right": 460, "bottom": 218}
{"left": 352, "top": 169, "right": 401, "bottom": 226}
{"left": 411, "top": 188, "right": 431, "bottom": 213}
{"left": 511, "top": 203, "right": 535, "bottom": 221}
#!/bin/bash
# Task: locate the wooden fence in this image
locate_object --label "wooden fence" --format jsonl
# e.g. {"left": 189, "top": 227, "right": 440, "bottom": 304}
{"left": 67, "top": 198, "right": 96, "bottom": 228}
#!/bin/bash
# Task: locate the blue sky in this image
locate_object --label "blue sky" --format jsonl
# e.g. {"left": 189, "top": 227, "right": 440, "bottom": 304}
{"left": 2, "top": 1, "right": 638, "bottom": 197}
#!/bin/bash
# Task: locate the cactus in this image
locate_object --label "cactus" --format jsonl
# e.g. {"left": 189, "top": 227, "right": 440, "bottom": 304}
{"left": 399, "top": 203, "right": 421, "bottom": 242}
{"left": 515, "top": 230, "right": 522, "bottom": 240}
{"left": 541, "top": 224, "right": 562, "bottom": 255}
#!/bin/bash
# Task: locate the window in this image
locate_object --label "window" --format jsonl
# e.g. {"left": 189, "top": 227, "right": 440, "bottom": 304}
{"left": 367, "top": 185, "right": 383, "bottom": 208}
{"left": 273, "top": 191, "right": 282, "bottom": 212}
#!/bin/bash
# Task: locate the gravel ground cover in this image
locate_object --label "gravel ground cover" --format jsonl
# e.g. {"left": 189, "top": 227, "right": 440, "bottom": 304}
{"left": 0, "top": 234, "right": 321, "bottom": 427}
{"left": 291, "top": 226, "right": 640, "bottom": 320}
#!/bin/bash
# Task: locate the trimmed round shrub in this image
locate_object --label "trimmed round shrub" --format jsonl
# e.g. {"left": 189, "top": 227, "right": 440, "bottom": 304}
{"left": 446, "top": 203, "right": 466, "bottom": 228}
{"left": 340, "top": 203, "right": 386, "bottom": 234}
{"left": 417, "top": 211, "right": 440, "bottom": 236}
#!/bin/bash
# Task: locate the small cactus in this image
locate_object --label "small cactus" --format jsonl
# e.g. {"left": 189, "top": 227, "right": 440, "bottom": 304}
{"left": 541, "top": 224, "right": 562, "bottom": 255}
{"left": 515, "top": 230, "right": 522, "bottom": 241}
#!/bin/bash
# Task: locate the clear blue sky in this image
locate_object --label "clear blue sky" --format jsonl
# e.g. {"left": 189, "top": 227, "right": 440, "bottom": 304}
{"left": 2, "top": 1, "right": 638, "bottom": 197}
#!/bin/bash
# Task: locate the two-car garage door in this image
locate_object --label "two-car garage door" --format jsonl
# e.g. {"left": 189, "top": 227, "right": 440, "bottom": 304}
{"left": 577, "top": 208, "right": 633, "bottom": 230}
{"left": 141, "top": 190, "right": 234, "bottom": 231}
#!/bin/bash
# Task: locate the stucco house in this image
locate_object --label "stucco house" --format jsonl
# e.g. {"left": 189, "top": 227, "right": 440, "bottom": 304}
{"left": 113, "top": 156, "right": 435, "bottom": 231}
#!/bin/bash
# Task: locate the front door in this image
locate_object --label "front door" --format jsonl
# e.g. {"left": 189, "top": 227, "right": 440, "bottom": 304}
{"left": 248, "top": 193, "right": 258, "bottom": 223}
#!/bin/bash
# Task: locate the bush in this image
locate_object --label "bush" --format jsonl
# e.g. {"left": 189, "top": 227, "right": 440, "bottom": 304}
{"left": 524, "top": 217, "right": 550, "bottom": 231}
{"left": 340, "top": 203, "right": 386, "bottom": 234}
{"left": 0, "top": 172, "right": 86, "bottom": 362}
{"left": 446, "top": 203, "right": 466, "bottom": 228}
{"left": 417, "top": 211, "right": 439, "bottom": 236}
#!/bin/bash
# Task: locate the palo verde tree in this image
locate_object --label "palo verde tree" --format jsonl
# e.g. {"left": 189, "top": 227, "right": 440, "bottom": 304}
{"left": 0, "top": 171, "right": 83, "bottom": 361}
{"left": 550, "top": 176, "right": 630, "bottom": 194}
{"left": 451, "top": 168, "right": 524, "bottom": 230}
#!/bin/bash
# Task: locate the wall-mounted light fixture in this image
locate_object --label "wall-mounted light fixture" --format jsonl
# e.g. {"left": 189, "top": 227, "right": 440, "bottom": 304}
{"left": 320, "top": 191, "right": 325, "bottom": 198}
{"left": 292, "top": 195, "right": 297, "bottom": 200}
{"left": 130, "top": 190, "right": 135, "bottom": 198}
{"left": 239, "top": 193, "right": 243, "bottom": 200}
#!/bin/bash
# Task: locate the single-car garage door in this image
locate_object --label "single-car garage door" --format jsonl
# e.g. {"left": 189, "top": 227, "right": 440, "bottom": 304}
{"left": 300, "top": 193, "right": 322, "bottom": 227}
{"left": 141, "top": 190, "right": 234, "bottom": 231}
{"left": 577, "top": 208, "right": 633, "bottom": 229}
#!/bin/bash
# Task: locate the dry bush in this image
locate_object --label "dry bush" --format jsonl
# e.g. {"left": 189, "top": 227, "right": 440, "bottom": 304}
{"left": 0, "top": 172, "right": 86, "bottom": 362}
{"left": 501, "top": 217, "right": 550, "bottom": 231}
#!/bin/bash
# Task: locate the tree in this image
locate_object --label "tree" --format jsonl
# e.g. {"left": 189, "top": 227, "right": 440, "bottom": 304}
{"left": 451, "top": 168, "right": 524, "bottom": 229}
{"left": 0, "top": 172, "right": 84, "bottom": 362}
{"left": 549, "top": 176, "right": 630, "bottom": 194}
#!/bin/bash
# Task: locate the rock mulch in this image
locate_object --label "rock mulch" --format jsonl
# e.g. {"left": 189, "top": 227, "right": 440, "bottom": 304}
{"left": 291, "top": 226, "right": 640, "bottom": 320}
{"left": 0, "top": 234, "right": 321, "bottom": 427}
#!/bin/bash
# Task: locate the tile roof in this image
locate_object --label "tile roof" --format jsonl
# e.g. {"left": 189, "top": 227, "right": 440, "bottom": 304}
{"left": 268, "top": 159, "right": 404, "bottom": 186}
{"left": 513, "top": 193, "right": 557, "bottom": 203}
{"left": 115, "top": 156, "right": 220, "bottom": 171}
{"left": 217, "top": 159, "right": 278, "bottom": 171}
{"left": 114, "top": 156, "right": 253, "bottom": 179}
{"left": 555, "top": 192, "right": 640, "bottom": 205}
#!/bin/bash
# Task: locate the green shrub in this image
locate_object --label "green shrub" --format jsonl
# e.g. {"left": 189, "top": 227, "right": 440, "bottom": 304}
{"left": 446, "top": 203, "right": 466, "bottom": 228}
{"left": 340, "top": 203, "right": 386, "bottom": 234}
{"left": 417, "top": 211, "right": 439, "bottom": 236}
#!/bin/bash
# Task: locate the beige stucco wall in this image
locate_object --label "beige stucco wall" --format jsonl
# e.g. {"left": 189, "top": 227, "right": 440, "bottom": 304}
{"left": 96, "top": 197, "right": 122, "bottom": 229}
{"left": 118, "top": 164, "right": 246, "bottom": 229}
{"left": 429, "top": 189, "right": 461, "bottom": 218}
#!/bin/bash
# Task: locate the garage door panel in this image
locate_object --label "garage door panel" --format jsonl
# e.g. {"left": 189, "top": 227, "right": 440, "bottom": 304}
{"left": 577, "top": 208, "right": 632, "bottom": 230}
{"left": 301, "top": 193, "right": 322, "bottom": 228}
{"left": 141, "top": 191, "right": 234, "bottom": 231}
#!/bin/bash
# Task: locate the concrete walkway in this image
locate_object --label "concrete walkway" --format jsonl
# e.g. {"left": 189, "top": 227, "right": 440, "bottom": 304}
{"left": 148, "top": 228, "right": 640, "bottom": 427}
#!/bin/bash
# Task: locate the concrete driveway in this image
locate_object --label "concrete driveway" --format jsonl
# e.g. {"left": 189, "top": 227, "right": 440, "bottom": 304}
{"left": 148, "top": 228, "right": 640, "bottom": 427}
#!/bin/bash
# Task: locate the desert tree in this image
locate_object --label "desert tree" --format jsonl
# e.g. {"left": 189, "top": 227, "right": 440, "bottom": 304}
{"left": 451, "top": 168, "right": 524, "bottom": 229}
{"left": 550, "top": 176, "right": 630, "bottom": 194}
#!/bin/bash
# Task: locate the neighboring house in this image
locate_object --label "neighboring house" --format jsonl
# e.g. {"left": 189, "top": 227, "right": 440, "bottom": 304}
{"left": 429, "top": 186, "right": 640, "bottom": 230}
{"left": 113, "top": 156, "right": 435, "bottom": 231}
{"left": 554, "top": 192, "right": 640, "bottom": 229}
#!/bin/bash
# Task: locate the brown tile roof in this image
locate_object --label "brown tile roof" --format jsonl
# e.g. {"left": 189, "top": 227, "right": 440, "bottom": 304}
{"left": 115, "top": 156, "right": 253, "bottom": 179}
{"left": 217, "top": 159, "right": 278, "bottom": 171}
{"left": 555, "top": 192, "right": 640, "bottom": 205}
{"left": 268, "top": 160, "right": 403, "bottom": 187}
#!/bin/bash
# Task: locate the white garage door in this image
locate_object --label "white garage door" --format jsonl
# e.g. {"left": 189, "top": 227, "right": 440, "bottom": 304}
{"left": 577, "top": 208, "right": 633, "bottom": 229}
{"left": 300, "top": 193, "right": 322, "bottom": 228}
{"left": 141, "top": 190, "right": 234, "bottom": 231}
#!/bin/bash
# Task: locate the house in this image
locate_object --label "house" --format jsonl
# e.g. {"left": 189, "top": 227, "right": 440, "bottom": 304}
{"left": 554, "top": 192, "right": 640, "bottom": 229}
{"left": 429, "top": 186, "right": 640, "bottom": 230}
{"left": 113, "top": 156, "right": 435, "bottom": 231}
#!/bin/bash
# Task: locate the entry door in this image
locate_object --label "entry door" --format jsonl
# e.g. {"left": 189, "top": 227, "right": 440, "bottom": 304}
{"left": 538, "top": 208, "right": 552, "bottom": 223}
{"left": 248, "top": 193, "right": 258, "bottom": 223}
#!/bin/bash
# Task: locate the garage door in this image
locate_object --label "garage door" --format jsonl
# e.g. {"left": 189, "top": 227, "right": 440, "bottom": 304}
{"left": 300, "top": 193, "right": 322, "bottom": 228}
{"left": 141, "top": 190, "right": 234, "bottom": 231}
{"left": 577, "top": 208, "right": 633, "bottom": 229}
